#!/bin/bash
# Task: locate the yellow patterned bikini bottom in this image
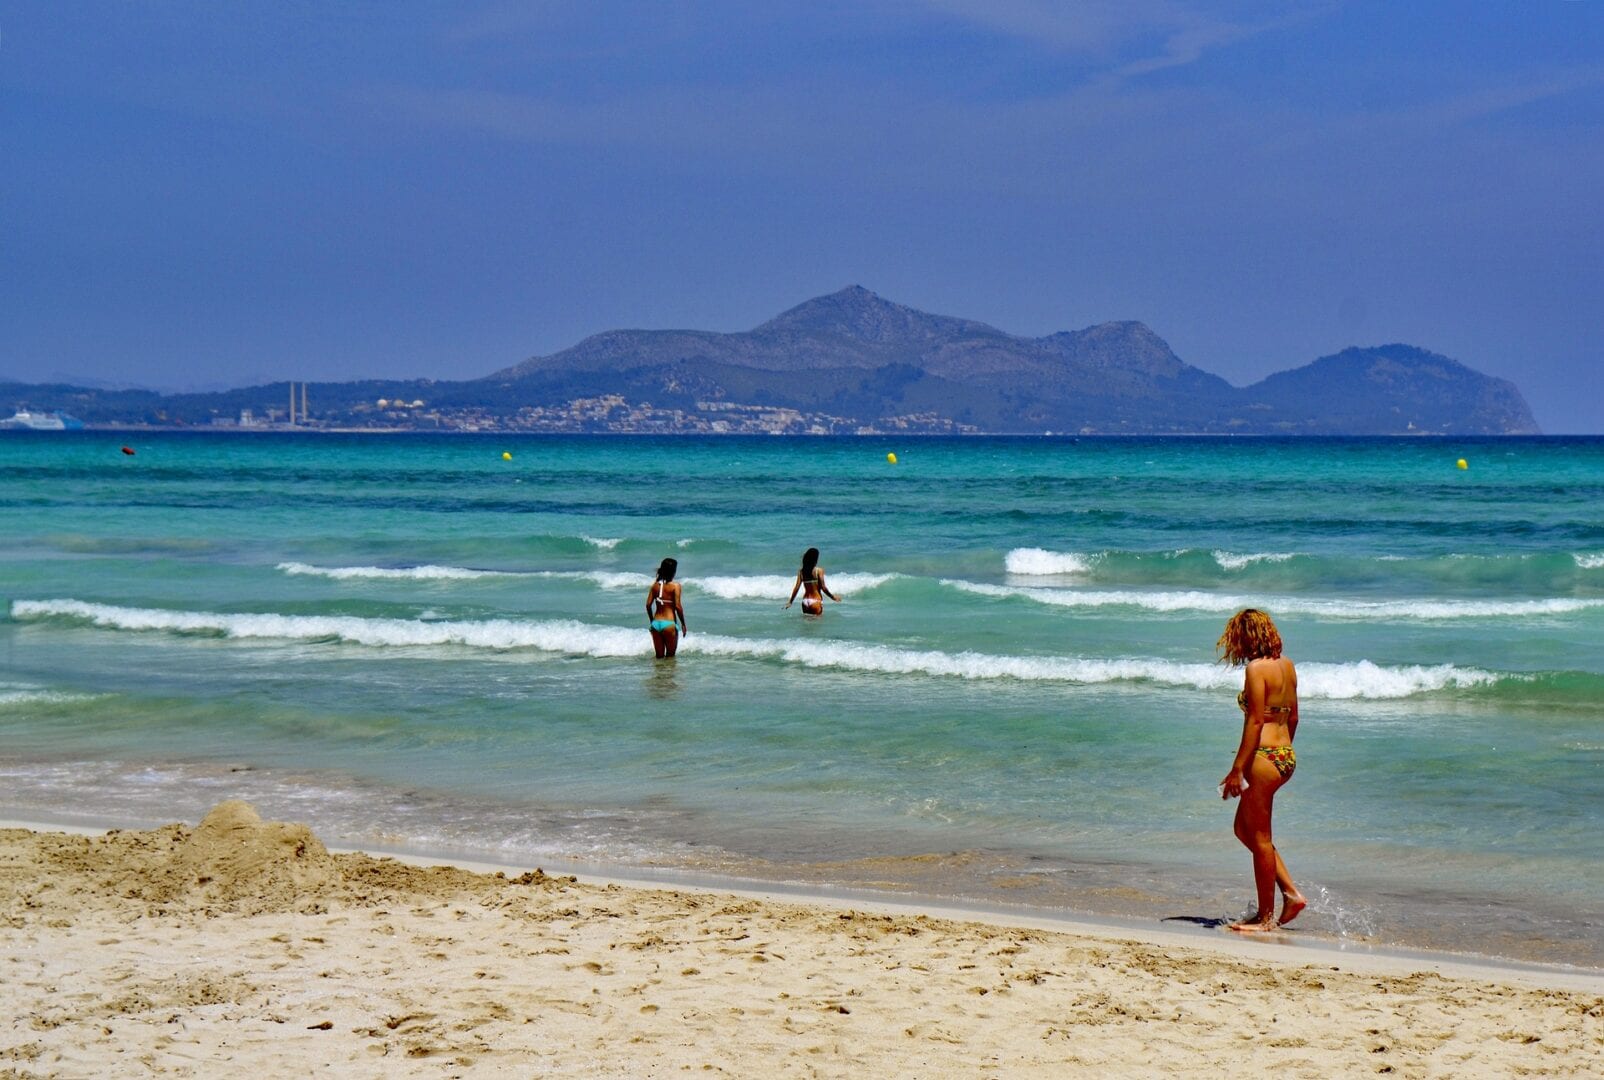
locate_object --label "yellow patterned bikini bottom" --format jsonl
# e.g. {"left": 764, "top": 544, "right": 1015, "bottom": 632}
{"left": 1255, "top": 745, "right": 1296, "bottom": 779}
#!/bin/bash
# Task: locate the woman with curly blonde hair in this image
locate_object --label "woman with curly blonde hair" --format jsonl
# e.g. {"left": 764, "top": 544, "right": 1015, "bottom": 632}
{"left": 1217, "top": 608, "right": 1306, "bottom": 932}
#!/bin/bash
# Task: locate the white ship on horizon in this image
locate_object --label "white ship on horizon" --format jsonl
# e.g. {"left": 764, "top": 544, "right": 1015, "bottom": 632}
{"left": 0, "top": 410, "right": 85, "bottom": 430}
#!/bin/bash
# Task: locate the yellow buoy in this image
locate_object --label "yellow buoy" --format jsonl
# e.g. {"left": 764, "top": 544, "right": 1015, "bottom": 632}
{"left": 887, "top": 452, "right": 897, "bottom": 465}
{"left": 1456, "top": 458, "right": 1468, "bottom": 470}
{"left": 502, "top": 451, "right": 512, "bottom": 461}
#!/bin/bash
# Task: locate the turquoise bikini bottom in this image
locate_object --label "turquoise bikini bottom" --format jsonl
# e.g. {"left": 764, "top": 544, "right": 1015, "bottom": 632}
{"left": 650, "top": 619, "right": 677, "bottom": 632}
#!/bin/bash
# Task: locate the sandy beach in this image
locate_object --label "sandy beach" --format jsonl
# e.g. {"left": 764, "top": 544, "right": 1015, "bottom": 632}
{"left": 1, "top": 802, "right": 1598, "bottom": 1078}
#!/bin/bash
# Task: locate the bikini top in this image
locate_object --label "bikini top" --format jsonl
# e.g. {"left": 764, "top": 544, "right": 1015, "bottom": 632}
{"left": 652, "top": 581, "right": 675, "bottom": 613}
{"left": 1238, "top": 690, "right": 1293, "bottom": 715}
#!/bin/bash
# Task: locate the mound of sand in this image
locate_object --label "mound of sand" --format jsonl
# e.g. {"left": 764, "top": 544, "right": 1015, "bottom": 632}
{"left": 4, "top": 800, "right": 571, "bottom": 920}
{"left": 147, "top": 799, "right": 339, "bottom": 910}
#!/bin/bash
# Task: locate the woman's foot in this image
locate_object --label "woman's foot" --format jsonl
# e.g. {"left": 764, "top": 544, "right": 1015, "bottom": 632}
{"left": 1227, "top": 916, "right": 1279, "bottom": 933}
{"left": 1278, "top": 892, "right": 1307, "bottom": 926}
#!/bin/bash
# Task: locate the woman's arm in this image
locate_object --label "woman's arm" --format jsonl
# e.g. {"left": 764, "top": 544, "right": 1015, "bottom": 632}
{"left": 672, "top": 585, "right": 687, "bottom": 634}
{"left": 785, "top": 573, "right": 801, "bottom": 608}
{"left": 1287, "top": 663, "right": 1299, "bottom": 742}
{"left": 818, "top": 569, "right": 841, "bottom": 602}
{"left": 1220, "top": 664, "right": 1265, "bottom": 796}
{"left": 646, "top": 585, "right": 657, "bottom": 620}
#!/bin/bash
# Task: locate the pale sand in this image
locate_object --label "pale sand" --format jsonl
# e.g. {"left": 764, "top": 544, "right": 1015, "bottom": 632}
{"left": 2, "top": 803, "right": 1600, "bottom": 1078}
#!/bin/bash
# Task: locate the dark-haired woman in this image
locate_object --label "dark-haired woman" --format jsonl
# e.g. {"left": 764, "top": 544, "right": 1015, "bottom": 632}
{"left": 785, "top": 547, "right": 840, "bottom": 617}
{"left": 646, "top": 558, "right": 687, "bottom": 658}
{"left": 1217, "top": 608, "right": 1306, "bottom": 933}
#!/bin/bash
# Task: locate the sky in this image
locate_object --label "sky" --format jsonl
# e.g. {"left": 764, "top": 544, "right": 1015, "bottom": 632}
{"left": 2, "top": 1, "right": 1601, "bottom": 431}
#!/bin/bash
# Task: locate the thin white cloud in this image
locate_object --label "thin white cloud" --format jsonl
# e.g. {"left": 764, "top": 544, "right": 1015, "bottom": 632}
{"left": 1113, "top": 17, "right": 1265, "bottom": 76}
{"left": 1405, "top": 66, "right": 1604, "bottom": 126}
{"left": 914, "top": 0, "right": 1329, "bottom": 81}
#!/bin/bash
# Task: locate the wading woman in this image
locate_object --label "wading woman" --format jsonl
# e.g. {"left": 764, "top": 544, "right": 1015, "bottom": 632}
{"left": 646, "top": 558, "right": 687, "bottom": 659}
{"left": 1217, "top": 608, "right": 1306, "bottom": 932}
{"left": 784, "top": 547, "right": 841, "bottom": 617}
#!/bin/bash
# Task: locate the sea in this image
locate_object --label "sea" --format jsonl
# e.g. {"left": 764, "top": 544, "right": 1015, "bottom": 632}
{"left": 2, "top": 432, "right": 1601, "bottom": 969}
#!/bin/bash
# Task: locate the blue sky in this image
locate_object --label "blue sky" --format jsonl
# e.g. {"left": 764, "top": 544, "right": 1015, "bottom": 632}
{"left": 3, "top": 1, "right": 1601, "bottom": 430}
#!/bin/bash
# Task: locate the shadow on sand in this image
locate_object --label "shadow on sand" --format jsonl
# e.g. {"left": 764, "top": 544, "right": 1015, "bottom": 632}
{"left": 1161, "top": 915, "right": 1231, "bottom": 929}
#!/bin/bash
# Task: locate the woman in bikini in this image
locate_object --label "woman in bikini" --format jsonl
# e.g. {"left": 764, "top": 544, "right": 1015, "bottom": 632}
{"left": 646, "top": 557, "right": 687, "bottom": 659}
{"left": 784, "top": 547, "right": 840, "bottom": 617}
{"left": 1217, "top": 608, "right": 1307, "bottom": 933}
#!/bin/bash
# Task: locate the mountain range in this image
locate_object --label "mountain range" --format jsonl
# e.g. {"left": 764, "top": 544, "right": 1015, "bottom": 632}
{"left": 1, "top": 286, "right": 1539, "bottom": 434}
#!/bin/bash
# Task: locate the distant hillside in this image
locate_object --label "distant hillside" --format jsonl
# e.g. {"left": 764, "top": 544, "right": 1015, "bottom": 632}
{"left": 483, "top": 286, "right": 1537, "bottom": 434}
{"left": 1235, "top": 345, "right": 1538, "bottom": 435}
{"left": 1, "top": 287, "right": 1539, "bottom": 434}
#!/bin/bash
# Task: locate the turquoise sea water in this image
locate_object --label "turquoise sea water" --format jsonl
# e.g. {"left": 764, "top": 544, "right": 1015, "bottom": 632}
{"left": 2, "top": 432, "right": 1601, "bottom": 967}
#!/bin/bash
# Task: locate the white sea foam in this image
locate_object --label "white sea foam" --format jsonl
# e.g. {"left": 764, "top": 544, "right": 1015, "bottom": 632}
{"left": 553, "top": 571, "right": 655, "bottom": 590}
{"left": 693, "top": 573, "right": 898, "bottom": 600}
{"left": 1211, "top": 550, "right": 1296, "bottom": 571}
{"left": 279, "top": 564, "right": 656, "bottom": 589}
{"left": 581, "top": 536, "right": 623, "bottom": 551}
{"left": 941, "top": 580, "right": 1604, "bottom": 620}
{"left": 687, "top": 637, "right": 1244, "bottom": 690}
{"left": 1259, "top": 596, "right": 1602, "bottom": 621}
{"left": 0, "top": 687, "right": 97, "bottom": 707}
{"left": 1004, "top": 548, "right": 1094, "bottom": 575}
{"left": 1574, "top": 553, "right": 1604, "bottom": 569}
{"left": 12, "top": 599, "right": 646, "bottom": 656}
{"left": 533, "top": 571, "right": 894, "bottom": 596}
{"left": 278, "top": 568, "right": 902, "bottom": 596}
{"left": 278, "top": 562, "right": 515, "bottom": 581}
{"left": 11, "top": 599, "right": 1510, "bottom": 698}
{"left": 1297, "top": 660, "right": 1505, "bottom": 698}
{"left": 949, "top": 580, "right": 1236, "bottom": 612}
{"left": 688, "top": 575, "right": 801, "bottom": 600}
{"left": 0, "top": 690, "right": 76, "bottom": 705}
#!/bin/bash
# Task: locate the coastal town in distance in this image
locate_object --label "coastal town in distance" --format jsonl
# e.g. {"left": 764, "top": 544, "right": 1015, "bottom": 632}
{"left": 196, "top": 390, "right": 974, "bottom": 436}
{"left": 3, "top": 394, "right": 973, "bottom": 436}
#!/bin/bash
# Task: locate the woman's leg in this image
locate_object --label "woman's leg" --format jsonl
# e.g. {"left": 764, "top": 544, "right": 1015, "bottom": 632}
{"left": 650, "top": 628, "right": 668, "bottom": 659}
{"left": 662, "top": 627, "right": 678, "bottom": 658}
{"left": 1230, "top": 755, "right": 1290, "bottom": 932}
{"left": 1276, "top": 846, "right": 1306, "bottom": 925}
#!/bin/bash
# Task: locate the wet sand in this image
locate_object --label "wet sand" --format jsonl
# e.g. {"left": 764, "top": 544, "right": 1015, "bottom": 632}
{"left": 2, "top": 801, "right": 1600, "bottom": 1077}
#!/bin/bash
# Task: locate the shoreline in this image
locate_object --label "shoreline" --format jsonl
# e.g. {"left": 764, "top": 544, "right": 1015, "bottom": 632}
{"left": 5, "top": 676, "right": 1601, "bottom": 975}
{"left": 7, "top": 810, "right": 1599, "bottom": 993}
{"left": 3, "top": 802, "right": 1600, "bottom": 1076}
{"left": 360, "top": 849, "right": 1604, "bottom": 992}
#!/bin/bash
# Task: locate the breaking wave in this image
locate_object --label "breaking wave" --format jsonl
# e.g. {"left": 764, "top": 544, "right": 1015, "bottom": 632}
{"left": 11, "top": 599, "right": 1517, "bottom": 699}
{"left": 1211, "top": 550, "right": 1297, "bottom": 571}
{"left": 275, "top": 563, "right": 894, "bottom": 599}
{"left": 1005, "top": 548, "right": 1095, "bottom": 575}
{"left": 942, "top": 580, "right": 1604, "bottom": 621}
{"left": 692, "top": 573, "right": 899, "bottom": 600}
{"left": 0, "top": 682, "right": 100, "bottom": 707}
{"left": 278, "top": 562, "right": 519, "bottom": 581}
